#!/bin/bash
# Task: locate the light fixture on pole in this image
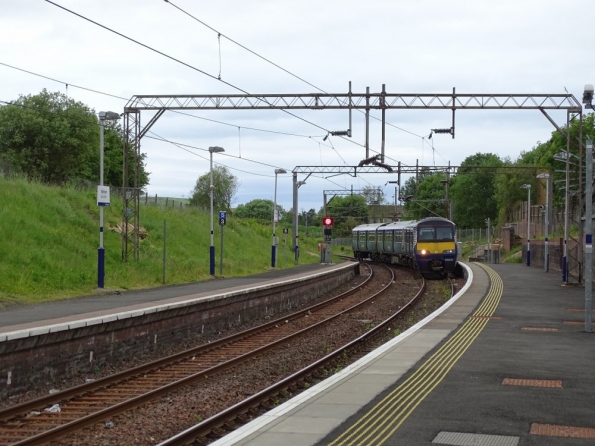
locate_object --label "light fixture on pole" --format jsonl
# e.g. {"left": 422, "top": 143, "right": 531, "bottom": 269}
{"left": 583, "top": 84, "right": 594, "bottom": 109}
{"left": 553, "top": 150, "right": 576, "bottom": 282}
{"left": 583, "top": 86, "right": 593, "bottom": 331}
{"left": 521, "top": 184, "right": 531, "bottom": 266}
{"left": 97, "top": 111, "right": 120, "bottom": 288}
{"left": 536, "top": 173, "right": 551, "bottom": 272}
{"left": 272, "top": 168, "right": 287, "bottom": 267}
{"left": 208, "top": 146, "right": 225, "bottom": 276}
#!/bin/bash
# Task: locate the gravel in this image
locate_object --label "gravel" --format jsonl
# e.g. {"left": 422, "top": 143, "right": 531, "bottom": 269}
{"left": 3, "top": 263, "right": 467, "bottom": 446}
{"left": 54, "top": 266, "right": 465, "bottom": 445}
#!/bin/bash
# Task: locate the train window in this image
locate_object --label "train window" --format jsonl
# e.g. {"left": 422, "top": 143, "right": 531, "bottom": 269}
{"left": 436, "top": 226, "right": 454, "bottom": 241}
{"left": 418, "top": 228, "right": 435, "bottom": 241}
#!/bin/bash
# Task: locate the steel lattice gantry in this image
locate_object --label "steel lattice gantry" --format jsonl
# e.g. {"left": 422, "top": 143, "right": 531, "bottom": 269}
{"left": 126, "top": 92, "right": 582, "bottom": 111}
{"left": 121, "top": 90, "right": 582, "bottom": 263}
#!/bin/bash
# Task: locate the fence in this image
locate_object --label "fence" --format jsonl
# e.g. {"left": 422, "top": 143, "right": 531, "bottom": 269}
{"left": 139, "top": 193, "right": 192, "bottom": 209}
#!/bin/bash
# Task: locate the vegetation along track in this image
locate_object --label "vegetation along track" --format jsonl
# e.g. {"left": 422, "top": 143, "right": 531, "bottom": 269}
{"left": 0, "top": 263, "right": 461, "bottom": 445}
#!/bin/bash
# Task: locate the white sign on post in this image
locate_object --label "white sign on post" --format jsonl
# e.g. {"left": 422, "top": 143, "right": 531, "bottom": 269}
{"left": 97, "top": 186, "right": 111, "bottom": 206}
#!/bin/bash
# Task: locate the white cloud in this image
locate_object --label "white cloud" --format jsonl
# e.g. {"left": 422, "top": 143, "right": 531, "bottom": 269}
{"left": 1, "top": 0, "right": 592, "bottom": 213}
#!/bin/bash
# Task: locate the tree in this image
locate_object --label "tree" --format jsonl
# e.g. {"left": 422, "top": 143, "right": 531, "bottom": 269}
{"left": 0, "top": 90, "right": 96, "bottom": 183}
{"left": 235, "top": 199, "right": 284, "bottom": 222}
{"left": 325, "top": 194, "right": 368, "bottom": 237}
{"left": 450, "top": 153, "right": 503, "bottom": 228}
{"left": 0, "top": 89, "right": 149, "bottom": 187}
{"left": 361, "top": 186, "right": 385, "bottom": 205}
{"left": 104, "top": 121, "right": 150, "bottom": 189}
{"left": 189, "top": 165, "right": 239, "bottom": 211}
{"left": 403, "top": 173, "right": 449, "bottom": 220}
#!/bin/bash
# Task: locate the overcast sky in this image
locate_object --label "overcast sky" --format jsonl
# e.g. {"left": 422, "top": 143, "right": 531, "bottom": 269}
{"left": 2, "top": 0, "right": 593, "bottom": 213}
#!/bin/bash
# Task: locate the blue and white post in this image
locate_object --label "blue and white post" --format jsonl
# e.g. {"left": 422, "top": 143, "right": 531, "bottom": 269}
{"left": 585, "top": 137, "right": 592, "bottom": 332}
{"left": 521, "top": 184, "right": 531, "bottom": 266}
{"left": 97, "top": 111, "right": 119, "bottom": 288}
{"left": 98, "top": 118, "right": 106, "bottom": 288}
{"left": 537, "top": 173, "right": 551, "bottom": 272}
{"left": 271, "top": 169, "right": 286, "bottom": 267}
{"left": 208, "top": 146, "right": 225, "bottom": 276}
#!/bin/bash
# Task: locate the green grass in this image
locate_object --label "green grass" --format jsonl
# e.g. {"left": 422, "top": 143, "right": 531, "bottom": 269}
{"left": 0, "top": 178, "right": 328, "bottom": 306}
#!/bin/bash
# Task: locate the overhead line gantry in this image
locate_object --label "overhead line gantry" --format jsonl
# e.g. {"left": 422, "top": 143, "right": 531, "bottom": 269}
{"left": 121, "top": 88, "right": 582, "bottom": 262}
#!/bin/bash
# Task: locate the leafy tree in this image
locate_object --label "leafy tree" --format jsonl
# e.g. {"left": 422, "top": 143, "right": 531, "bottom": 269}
{"left": 105, "top": 121, "right": 149, "bottom": 189}
{"left": 235, "top": 199, "right": 284, "bottom": 222}
{"left": 293, "top": 208, "right": 318, "bottom": 228}
{"left": 325, "top": 194, "right": 368, "bottom": 236}
{"left": 361, "top": 185, "right": 385, "bottom": 205}
{"left": 450, "top": 153, "right": 503, "bottom": 228}
{"left": 0, "top": 90, "right": 96, "bottom": 183}
{"left": 0, "top": 89, "right": 149, "bottom": 187}
{"left": 403, "top": 173, "right": 449, "bottom": 220}
{"left": 189, "top": 165, "right": 239, "bottom": 211}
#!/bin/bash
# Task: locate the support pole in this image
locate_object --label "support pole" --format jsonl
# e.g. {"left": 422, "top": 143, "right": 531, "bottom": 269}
{"left": 563, "top": 112, "right": 570, "bottom": 282}
{"left": 381, "top": 83, "right": 386, "bottom": 163}
{"left": 292, "top": 173, "right": 299, "bottom": 263}
{"left": 585, "top": 137, "right": 592, "bottom": 332}
{"left": 365, "top": 86, "right": 370, "bottom": 159}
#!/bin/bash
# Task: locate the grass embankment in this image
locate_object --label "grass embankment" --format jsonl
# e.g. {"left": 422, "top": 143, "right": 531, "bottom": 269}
{"left": 0, "top": 178, "right": 325, "bottom": 306}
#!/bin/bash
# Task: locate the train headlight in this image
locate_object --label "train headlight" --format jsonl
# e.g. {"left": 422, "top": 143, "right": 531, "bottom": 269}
{"left": 419, "top": 249, "right": 428, "bottom": 256}
{"left": 442, "top": 249, "right": 455, "bottom": 254}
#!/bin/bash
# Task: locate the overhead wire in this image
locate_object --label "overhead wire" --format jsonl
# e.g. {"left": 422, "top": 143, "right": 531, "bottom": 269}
{"left": 0, "top": 65, "right": 294, "bottom": 177}
{"left": 0, "top": 62, "right": 326, "bottom": 140}
{"left": 44, "top": 0, "right": 366, "bottom": 152}
{"left": 163, "top": 0, "right": 449, "bottom": 166}
{"left": 1, "top": 93, "right": 346, "bottom": 190}
{"left": 7, "top": 2, "right": 438, "bottom": 194}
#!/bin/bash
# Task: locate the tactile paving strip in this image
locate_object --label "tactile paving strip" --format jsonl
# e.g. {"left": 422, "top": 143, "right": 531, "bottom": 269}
{"left": 432, "top": 431, "right": 519, "bottom": 445}
{"left": 502, "top": 378, "right": 562, "bottom": 388}
{"left": 530, "top": 423, "right": 595, "bottom": 439}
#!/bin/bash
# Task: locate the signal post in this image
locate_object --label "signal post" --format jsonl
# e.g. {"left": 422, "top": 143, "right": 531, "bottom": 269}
{"left": 322, "top": 217, "right": 334, "bottom": 264}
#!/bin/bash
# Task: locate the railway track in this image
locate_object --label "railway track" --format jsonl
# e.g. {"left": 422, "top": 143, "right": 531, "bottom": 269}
{"left": 0, "top": 262, "right": 404, "bottom": 446}
{"left": 158, "top": 267, "right": 439, "bottom": 446}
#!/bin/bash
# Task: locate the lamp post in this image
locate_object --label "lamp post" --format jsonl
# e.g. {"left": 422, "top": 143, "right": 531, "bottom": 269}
{"left": 208, "top": 146, "right": 225, "bottom": 276}
{"left": 536, "top": 173, "right": 551, "bottom": 272}
{"left": 554, "top": 150, "right": 578, "bottom": 282}
{"left": 583, "top": 85, "right": 593, "bottom": 331}
{"left": 272, "top": 168, "right": 287, "bottom": 267}
{"left": 97, "top": 111, "right": 120, "bottom": 288}
{"left": 521, "top": 184, "right": 531, "bottom": 266}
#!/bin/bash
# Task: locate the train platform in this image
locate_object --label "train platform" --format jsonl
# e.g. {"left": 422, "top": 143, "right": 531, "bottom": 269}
{"left": 0, "top": 262, "right": 353, "bottom": 337}
{"left": 211, "top": 262, "right": 595, "bottom": 446}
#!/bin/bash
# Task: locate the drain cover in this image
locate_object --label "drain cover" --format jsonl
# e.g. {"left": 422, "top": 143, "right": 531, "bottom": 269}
{"left": 432, "top": 431, "right": 519, "bottom": 445}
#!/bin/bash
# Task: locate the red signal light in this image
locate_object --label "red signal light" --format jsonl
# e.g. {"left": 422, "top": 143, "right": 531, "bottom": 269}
{"left": 323, "top": 217, "right": 334, "bottom": 226}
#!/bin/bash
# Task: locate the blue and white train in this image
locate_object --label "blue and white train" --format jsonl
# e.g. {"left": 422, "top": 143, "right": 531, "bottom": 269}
{"left": 352, "top": 217, "right": 458, "bottom": 277}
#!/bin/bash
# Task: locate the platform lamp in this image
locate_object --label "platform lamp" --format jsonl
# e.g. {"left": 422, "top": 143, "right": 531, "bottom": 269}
{"left": 209, "top": 146, "right": 225, "bottom": 276}
{"left": 521, "top": 184, "right": 531, "bottom": 266}
{"left": 272, "top": 168, "right": 287, "bottom": 268}
{"left": 583, "top": 84, "right": 593, "bottom": 332}
{"left": 536, "top": 173, "right": 551, "bottom": 272}
{"left": 97, "top": 111, "right": 121, "bottom": 288}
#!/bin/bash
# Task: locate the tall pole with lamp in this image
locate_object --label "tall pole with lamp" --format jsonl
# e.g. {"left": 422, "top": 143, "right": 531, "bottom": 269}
{"left": 209, "top": 146, "right": 225, "bottom": 276}
{"left": 97, "top": 111, "right": 120, "bottom": 288}
{"left": 536, "top": 173, "right": 551, "bottom": 272}
{"left": 521, "top": 184, "right": 531, "bottom": 266}
{"left": 582, "top": 84, "right": 594, "bottom": 331}
{"left": 272, "top": 168, "right": 287, "bottom": 267}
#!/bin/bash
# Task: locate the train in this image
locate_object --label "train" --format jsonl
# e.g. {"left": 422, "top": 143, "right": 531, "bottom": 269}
{"left": 352, "top": 217, "right": 458, "bottom": 277}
